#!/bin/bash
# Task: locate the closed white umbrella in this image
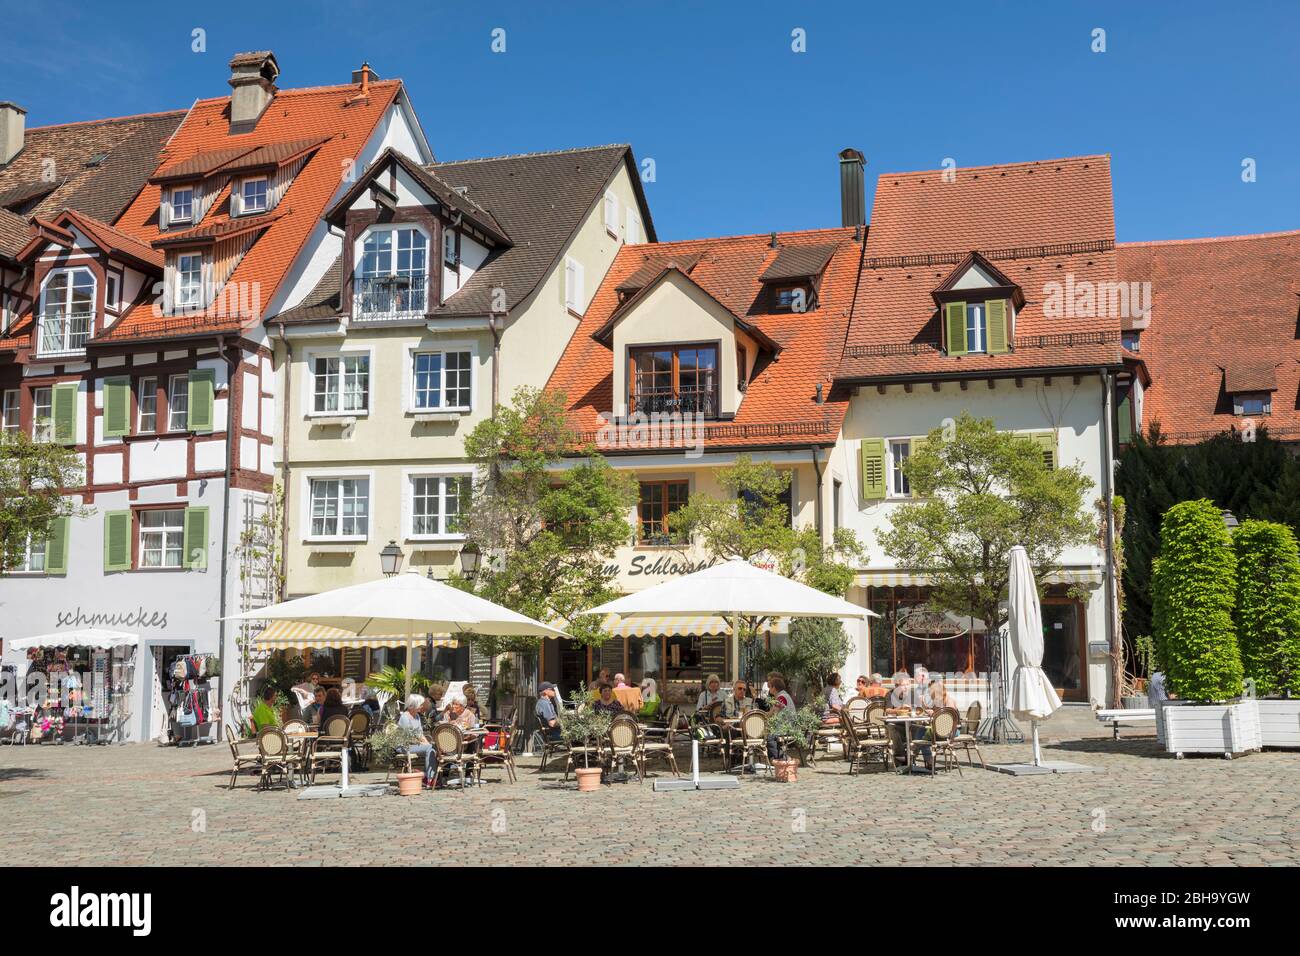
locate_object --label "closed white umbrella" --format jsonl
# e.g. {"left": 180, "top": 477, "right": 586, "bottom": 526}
{"left": 1006, "top": 545, "right": 1061, "bottom": 766}
{"left": 225, "top": 569, "right": 567, "bottom": 696}
{"left": 584, "top": 556, "right": 874, "bottom": 681}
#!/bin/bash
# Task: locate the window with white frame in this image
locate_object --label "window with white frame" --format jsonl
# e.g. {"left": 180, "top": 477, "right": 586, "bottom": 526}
{"left": 309, "top": 478, "right": 369, "bottom": 539}
{"left": 167, "top": 374, "right": 188, "bottom": 432}
{"left": 239, "top": 177, "right": 268, "bottom": 215}
{"left": 105, "top": 274, "right": 119, "bottom": 312}
{"left": 564, "top": 257, "right": 584, "bottom": 312}
{"left": 169, "top": 186, "right": 194, "bottom": 224}
{"left": 965, "top": 303, "right": 987, "bottom": 354}
{"left": 410, "top": 474, "right": 470, "bottom": 537}
{"left": 137, "top": 376, "right": 157, "bottom": 433}
{"left": 604, "top": 191, "right": 618, "bottom": 235}
{"left": 175, "top": 254, "right": 204, "bottom": 310}
{"left": 888, "top": 439, "right": 912, "bottom": 498}
{"left": 443, "top": 229, "right": 457, "bottom": 266}
{"left": 2, "top": 389, "right": 19, "bottom": 433}
{"left": 313, "top": 354, "right": 370, "bottom": 413}
{"left": 358, "top": 226, "right": 428, "bottom": 315}
{"left": 412, "top": 350, "right": 471, "bottom": 410}
{"left": 139, "top": 509, "right": 185, "bottom": 568}
{"left": 39, "top": 269, "right": 94, "bottom": 354}
{"left": 8, "top": 533, "right": 46, "bottom": 573}
{"left": 32, "top": 387, "right": 53, "bottom": 442}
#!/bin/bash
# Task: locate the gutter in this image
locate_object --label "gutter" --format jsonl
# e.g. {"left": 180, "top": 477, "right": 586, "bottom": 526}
{"left": 217, "top": 334, "right": 235, "bottom": 735}
{"left": 810, "top": 443, "right": 826, "bottom": 540}
{"left": 1099, "top": 368, "right": 1119, "bottom": 708}
{"left": 276, "top": 321, "right": 292, "bottom": 599}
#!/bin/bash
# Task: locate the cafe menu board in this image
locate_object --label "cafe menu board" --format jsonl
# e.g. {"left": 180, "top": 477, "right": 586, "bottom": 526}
{"left": 340, "top": 648, "right": 366, "bottom": 681}
{"left": 700, "top": 637, "right": 727, "bottom": 679}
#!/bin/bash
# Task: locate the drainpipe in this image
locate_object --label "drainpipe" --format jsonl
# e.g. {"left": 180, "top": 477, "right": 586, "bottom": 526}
{"left": 488, "top": 311, "right": 503, "bottom": 420}
{"left": 217, "top": 334, "right": 236, "bottom": 734}
{"left": 810, "top": 443, "right": 826, "bottom": 541}
{"left": 1099, "top": 368, "right": 1119, "bottom": 708}
{"left": 276, "top": 321, "right": 292, "bottom": 598}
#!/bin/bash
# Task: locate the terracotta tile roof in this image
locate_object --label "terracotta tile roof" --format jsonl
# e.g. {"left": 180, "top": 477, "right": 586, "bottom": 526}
{"left": 105, "top": 80, "right": 402, "bottom": 342}
{"left": 0, "top": 111, "right": 184, "bottom": 225}
{"left": 0, "top": 207, "right": 27, "bottom": 260}
{"left": 152, "top": 206, "right": 290, "bottom": 247}
{"left": 615, "top": 252, "right": 701, "bottom": 292}
{"left": 60, "top": 209, "right": 163, "bottom": 270}
{"left": 839, "top": 154, "right": 1125, "bottom": 381}
{"left": 1118, "top": 230, "right": 1300, "bottom": 443}
{"left": 547, "top": 228, "right": 860, "bottom": 452}
{"left": 759, "top": 243, "right": 838, "bottom": 282}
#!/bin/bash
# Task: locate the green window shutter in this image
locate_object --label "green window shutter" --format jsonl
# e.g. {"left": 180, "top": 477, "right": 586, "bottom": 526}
{"left": 183, "top": 506, "right": 209, "bottom": 570}
{"left": 103, "top": 510, "right": 132, "bottom": 572}
{"left": 1029, "top": 431, "right": 1058, "bottom": 470}
{"left": 860, "top": 438, "right": 887, "bottom": 501}
{"left": 986, "top": 298, "right": 1010, "bottom": 354}
{"left": 45, "top": 516, "right": 70, "bottom": 575}
{"left": 102, "top": 376, "right": 131, "bottom": 437}
{"left": 188, "top": 368, "right": 216, "bottom": 434}
{"left": 1117, "top": 393, "right": 1133, "bottom": 444}
{"left": 944, "top": 301, "right": 967, "bottom": 356}
{"left": 52, "top": 383, "right": 78, "bottom": 445}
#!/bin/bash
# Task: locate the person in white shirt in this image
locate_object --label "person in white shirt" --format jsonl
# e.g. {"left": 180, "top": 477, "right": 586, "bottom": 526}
{"left": 696, "top": 673, "right": 725, "bottom": 711}
{"left": 398, "top": 695, "right": 435, "bottom": 787}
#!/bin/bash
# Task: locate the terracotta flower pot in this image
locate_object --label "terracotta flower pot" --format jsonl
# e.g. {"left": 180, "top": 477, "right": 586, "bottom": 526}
{"left": 575, "top": 767, "right": 603, "bottom": 792}
{"left": 773, "top": 758, "right": 799, "bottom": 783}
{"left": 395, "top": 772, "right": 424, "bottom": 797}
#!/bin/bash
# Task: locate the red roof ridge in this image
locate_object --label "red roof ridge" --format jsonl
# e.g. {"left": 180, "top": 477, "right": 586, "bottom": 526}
{"left": 1118, "top": 229, "right": 1300, "bottom": 249}
{"left": 180, "top": 78, "right": 402, "bottom": 110}
{"left": 635, "top": 225, "right": 858, "bottom": 252}
{"left": 434, "top": 143, "right": 629, "bottom": 166}
{"left": 25, "top": 108, "right": 189, "bottom": 133}
{"left": 879, "top": 153, "right": 1110, "bottom": 182}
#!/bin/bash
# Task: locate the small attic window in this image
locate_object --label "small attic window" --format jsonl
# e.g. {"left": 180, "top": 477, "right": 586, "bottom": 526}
{"left": 1234, "top": 393, "right": 1271, "bottom": 416}
{"left": 85, "top": 153, "right": 109, "bottom": 168}
{"left": 772, "top": 282, "right": 810, "bottom": 313}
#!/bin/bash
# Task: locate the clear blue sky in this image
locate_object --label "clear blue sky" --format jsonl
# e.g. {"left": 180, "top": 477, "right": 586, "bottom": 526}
{"left": 4, "top": 0, "right": 1299, "bottom": 243}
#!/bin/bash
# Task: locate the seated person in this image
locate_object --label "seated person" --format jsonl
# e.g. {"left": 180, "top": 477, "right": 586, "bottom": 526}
{"left": 592, "top": 683, "right": 625, "bottom": 715}
{"left": 316, "top": 688, "right": 350, "bottom": 729}
{"left": 251, "top": 686, "right": 280, "bottom": 731}
{"left": 863, "top": 674, "right": 890, "bottom": 699}
{"left": 398, "top": 695, "right": 435, "bottom": 786}
{"left": 764, "top": 676, "right": 797, "bottom": 759}
{"left": 927, "top": 679, "right": 956, "bottom": 710}
{"left": 589, "top": 668, "right": 612, "bottom": 699}
{"left": 821, "top": 673, "right": 845, "bottom": 718}
{"left": 637, "top": 678, "right": 661, "bottom": 720}
{"left": 696, "top": 673, "right": 725, "bottom": 711}
{"left": 720, "top": 680, "right": 753, "bottom": 719}
{"left": 614, "top": 673, "right": 630, "bottom": 689}
{"left": 302, "top": 686, "right": 326, "bottom": 726}
{"left": 443, "top": 698, "right": 480, "bottom": 731}
{"left": 535, "top": 682, "right": 562, "bottom": 740}
{"left": 461, "top": 683, "right": 482, "bottom": 717}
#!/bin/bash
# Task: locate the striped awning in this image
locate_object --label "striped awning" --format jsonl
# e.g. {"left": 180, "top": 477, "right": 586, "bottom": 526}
{"left": 599, "top": 614, "right": 733, "bottom": 638}
{"left": 253, "top": 620, "right": 461, "bottom": 650}
{"left": 855, "top": 566, "right": 1104, "bottom": 589}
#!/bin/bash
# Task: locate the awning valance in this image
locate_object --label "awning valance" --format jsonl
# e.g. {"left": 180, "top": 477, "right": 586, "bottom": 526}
{"left": 253, "top": 620, "right": 459, "bottom": 650}
{"left": 600, "top": 614, "right": 733, "bottom": 638}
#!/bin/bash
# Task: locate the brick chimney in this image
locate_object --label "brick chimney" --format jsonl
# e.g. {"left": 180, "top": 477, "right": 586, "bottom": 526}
{"left": 0, "top": 102, "right": 26, "bottom": 166}
{"left": 227, "top": 51, "right": 279, "bottom": 131}
{"left": 838, "top": 148, "right": 866, "bottom": 228}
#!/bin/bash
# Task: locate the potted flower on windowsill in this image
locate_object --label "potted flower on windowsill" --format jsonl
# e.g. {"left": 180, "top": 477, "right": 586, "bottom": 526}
{"left": 558, "top": 685, "right": 612, "bottom": 792}
{"left": 367, "top": 723, "right": 425, "bottom": 796}
{"left": 765, "top": 705, "right": 822, "bottom": 782}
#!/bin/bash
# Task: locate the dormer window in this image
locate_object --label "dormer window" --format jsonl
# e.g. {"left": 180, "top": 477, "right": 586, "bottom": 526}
{"left": 629, "top": 344, "right": 718, "bottom": 418}
{"left": 175, "top": 253, "right": 205, "bottom": 310}
{"left": 773, "top": 282, "right": 810, "bottom": 312}
{"left": 169, "top": 186, "right": 194, "bottom": 225}
{"left": 237, "top": 177, "right": 268, "bottom": 215}
{"left": 965, "top": 302, "right": 987, "bottom": 353}
{"left": 932, "top": 253, "right": 1021, "bottom": 357}
{"left": 38, "top": 268, "right": 94, "bottom": 355}
{"left": 1234, "top": 393, "right": 1271, "bottom": 416}
{"left": 356, "top": 226, "right": 428, "bottom": 318}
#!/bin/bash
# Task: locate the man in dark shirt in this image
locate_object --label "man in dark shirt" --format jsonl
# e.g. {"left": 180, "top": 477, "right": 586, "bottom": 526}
{"left": 535, "top": 682, "right": 562, "bottom": 740}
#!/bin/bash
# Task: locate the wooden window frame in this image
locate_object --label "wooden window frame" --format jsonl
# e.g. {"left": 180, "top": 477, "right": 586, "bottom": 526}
{"left": 637, "top": 479, "right": 690, "bottom": 546}
{"left": 627, "top": 342, "right": 720, "bottom": 419}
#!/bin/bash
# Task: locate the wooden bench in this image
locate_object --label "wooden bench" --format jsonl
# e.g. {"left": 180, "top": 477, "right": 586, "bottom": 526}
{"left": 1095, "top": 708, "right": 1156, "bottom": 740}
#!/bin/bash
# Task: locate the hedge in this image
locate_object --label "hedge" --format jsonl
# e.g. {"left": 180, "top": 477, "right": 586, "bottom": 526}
{"left": 1233, "top": 519, "right": 1300, "bottom": 696}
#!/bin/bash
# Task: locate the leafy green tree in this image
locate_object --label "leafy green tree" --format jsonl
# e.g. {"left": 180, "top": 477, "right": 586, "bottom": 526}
{"left": 754, "top": 616, "right": 854, "bottom": 700}
{"left": 460, "top": 387, "right": 638, "bottom": 652}
{"left": 1232, "top": 519, "right": 1300, "bottom": 696}
{"left": 877, "top": 412, "right": 1095, "bottom": 653}
{"left": 0, "top": 432, "right": 88, "bottom": 575}
{"left": 1151, "top": 499, "right": 1243, "bottom": 701}
{"left": 668, "top": 454, "right": 863, "bottom": 672}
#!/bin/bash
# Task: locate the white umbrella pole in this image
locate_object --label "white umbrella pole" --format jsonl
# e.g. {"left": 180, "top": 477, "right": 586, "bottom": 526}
{"left": 1032, "top": 720, "right": 1042, "bottom": 767}
{"left": 404, "top": 628, "right": 413, "bottom": 701}
{"left": 731, "top": 611, "right": 741, "bottom": 684}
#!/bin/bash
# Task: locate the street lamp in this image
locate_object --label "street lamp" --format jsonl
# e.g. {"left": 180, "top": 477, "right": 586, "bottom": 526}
{"left": 379, "top": 540, "right": 405, "bottom": 577}
{"left": 458, "top": 540, "right": 482, "bottom": 580}
{"left": 1222, "top": 509, "right": 1239, "bottom": 531}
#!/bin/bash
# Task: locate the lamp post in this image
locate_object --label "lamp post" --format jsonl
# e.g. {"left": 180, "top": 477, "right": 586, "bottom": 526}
{"left": 458, "top": 540, "right": 482, "bottom": 580}
{"left": 379, "top": 540, "right": 404, "bottom": 577}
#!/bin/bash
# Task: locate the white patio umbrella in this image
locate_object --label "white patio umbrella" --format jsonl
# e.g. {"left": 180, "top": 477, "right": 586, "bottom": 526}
{"left": 583, "top": 556, "right": 874, "bottom": 681}
{"left": 10, "top": 628, "right": 140, "bottom": 650}
{"left": 225, "top": 569, "right": 567, "bottom": 697}
{"left": 1006, "top": 545, "right": 1062, "bottom": 766}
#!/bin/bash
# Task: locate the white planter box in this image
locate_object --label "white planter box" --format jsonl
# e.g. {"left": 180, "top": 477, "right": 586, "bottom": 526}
{"left": 1256, "top": 698, "right": 1300, "bottom": 748}
{"left": 1159, "top": 698, "right": 1261, "bottom": 759}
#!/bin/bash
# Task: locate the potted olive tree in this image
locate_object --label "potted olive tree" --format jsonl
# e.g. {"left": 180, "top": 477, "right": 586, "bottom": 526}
{"left": 367, "top": 723, "right": 425, "bottom": 796}
{"left": 1152, "top": 499, "right": 1259, "bottom": 758}
{"left": 559, "top": 686, "right": 612, "bottom": 792}
{"left": 764, "top": 705, "right": 822, "bottom": 782}
{"left": 1234, "top": 520, "right": 1300, "bottom": 748}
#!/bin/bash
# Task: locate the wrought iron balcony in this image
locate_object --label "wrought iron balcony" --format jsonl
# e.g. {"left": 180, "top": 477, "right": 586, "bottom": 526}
{"left": 37, "top": 311, "right": 92, "bottom": 355}
{"left": 630, "top": 387, "right": 716, "bottom": 418}
{"left": 354, "top": 274, "right": 428, "bottom": 321}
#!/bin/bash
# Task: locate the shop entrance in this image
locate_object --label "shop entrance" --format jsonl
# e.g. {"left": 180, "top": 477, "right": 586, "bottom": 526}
{"left": 1041, "top": 601, "right": 1087, "bottom": 702}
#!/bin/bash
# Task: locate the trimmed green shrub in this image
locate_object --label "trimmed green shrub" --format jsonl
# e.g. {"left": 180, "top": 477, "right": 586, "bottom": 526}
{"left": 1233, "top": 520, "right": 1300, "bottom": 696}
{"left": 1151, "top": 499, "right": 1242, "bottom": 701}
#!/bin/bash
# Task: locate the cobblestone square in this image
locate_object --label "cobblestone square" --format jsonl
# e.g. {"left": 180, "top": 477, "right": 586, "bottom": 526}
{"left": 2, "top": 708, "right": 1296, "bottom": 867}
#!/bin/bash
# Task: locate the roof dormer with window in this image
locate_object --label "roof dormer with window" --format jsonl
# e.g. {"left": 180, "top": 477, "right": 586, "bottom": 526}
{"left": 932, "top": 251, "right": 1024, "bottom": 357}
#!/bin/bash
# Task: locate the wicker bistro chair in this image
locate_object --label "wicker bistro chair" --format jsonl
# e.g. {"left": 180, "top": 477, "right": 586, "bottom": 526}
{"left": 477, "top": 711, "right": 518, "bottom": 784}
{"left": 282, "top": 718, "right": 308, "bottom": 735}
{"left": 255, "top": 727, "right": 298, "bottom": 790}
{"left": 433, "top": 722, "right": 479, "bottom": 790}
{"left": 639, "top": 719, "right": 681, "bottom": 778}
{"left": 693, "top": 702, "right": 727, "bottom": 766}
{"left": 307, "top": 715, "right": 352, "bottom": 783}
{"left": 534, "top": 707, "right": 570, "bottom": 774}
{"left": 907, "top": 707, "right": 962, "bottom": 777}
{"left": 728, "top": 710, "right": 770, "bottom": 775}
{"left": 226, "top": 725, "right": 262, "bottom": 789}
{"left": 952, "top": 703, "right": 986, "bottom": 769}
{"left": 837, "top": 708, "right": 894, "bottom": 774}
{"left": 845, "top": 696, "right": 870, "bottom": 724}
{"left": 605, "top": 713, "right": 644, "bottom": 783}
{"left": 348, "top": 710, "right": 372, "bottom": 770}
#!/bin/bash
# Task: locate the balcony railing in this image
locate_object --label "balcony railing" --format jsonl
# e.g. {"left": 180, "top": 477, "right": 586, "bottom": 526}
{"left": 354, "top": 274, "right": 427, "bottom": 321}
{"left": 630, "top": 387, "right": 716, "bottom": 418}
{"left": 38, "top": 311, "right": 92, "bottom": 355}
